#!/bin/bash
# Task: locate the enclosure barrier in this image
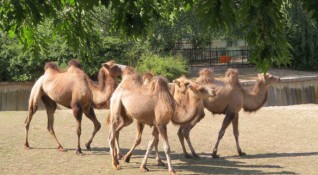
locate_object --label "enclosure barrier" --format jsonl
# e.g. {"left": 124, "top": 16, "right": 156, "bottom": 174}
{"left": 1, "top": 76, "right": 318, "bottom": 111}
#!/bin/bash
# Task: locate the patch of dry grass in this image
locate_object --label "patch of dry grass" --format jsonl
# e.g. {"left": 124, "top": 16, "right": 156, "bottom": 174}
{"left": 1, "top": 105, "right": 318, "bottom": 174}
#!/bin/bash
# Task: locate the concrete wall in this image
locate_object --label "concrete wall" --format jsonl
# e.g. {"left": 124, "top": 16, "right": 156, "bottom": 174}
{"left": 0, "top": 82, "right": 34, "bottom": 111}
{"left": 1, "top": 76, "right": 318, "bottom": 111}
{"left": 241, "top": 76, "right": 318, "bottom": 106}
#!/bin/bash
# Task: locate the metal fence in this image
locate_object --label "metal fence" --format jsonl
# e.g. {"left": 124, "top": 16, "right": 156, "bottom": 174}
{"left": 173, "top": 43, "right": 251, "bottom": 68}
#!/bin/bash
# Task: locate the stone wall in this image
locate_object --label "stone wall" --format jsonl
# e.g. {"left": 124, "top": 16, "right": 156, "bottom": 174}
{"left": 1, "top": 76, "right": 318, "bottom": 111}
{"left": 241, "top": 76, "right": 318, "bottom": 106}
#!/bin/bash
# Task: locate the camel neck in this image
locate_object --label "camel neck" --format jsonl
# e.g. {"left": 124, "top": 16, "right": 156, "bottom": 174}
{"left": 243, "top": 81, "right": 269, "bottom": 112}
{"left": 90, "top": 73, "right": 118, "bottom": 109}
{"left": 173, "top": 90, "right": 202, "bottom": 124}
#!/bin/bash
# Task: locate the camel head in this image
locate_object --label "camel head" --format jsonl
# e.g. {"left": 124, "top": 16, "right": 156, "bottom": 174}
{"left": 173, "top": 77, "right": 216, "bottom": 98}
{"left": 187, "top": 82, "right": 216, "bottom": 98}
{"left": 101, "top": 60, "right": 127, "bottom": 77}
{"left": 257, "top": 73, "right": 281, "bottom": 86}
{"left": 173, "top": 76, "right": 190, "bottom": 94}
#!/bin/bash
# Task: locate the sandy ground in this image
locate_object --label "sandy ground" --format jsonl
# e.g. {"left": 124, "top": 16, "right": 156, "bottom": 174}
{"left": 1, "top": 104, "right": 318, "bottom": 175}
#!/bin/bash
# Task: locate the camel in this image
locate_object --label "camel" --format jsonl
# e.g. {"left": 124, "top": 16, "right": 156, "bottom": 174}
{"left": 108, "top": 67, "right": 215, "bottom": 175}
{"left": 108, "top": 72, "right": 156, "bottom": 160}
{"left": 196, "top": 68, "right": 280, "bottom": 158}
{"left": 122, "top": 75, "right": 214, "bottom": 163}
{"left": 24, "top": 59, "right": 126, "bottom": 154}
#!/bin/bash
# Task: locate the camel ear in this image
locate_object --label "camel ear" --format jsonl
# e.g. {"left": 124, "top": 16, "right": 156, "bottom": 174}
{"left": 187, "top": 84, "right": 197, "bottom": 92}
{"left": 184, "top": 81, "right": 190, "bottom": 87}
{"left": 102, "top": 63, "right": 110, "bottom": 69}
{"left": 173, "top": 80, "right": 181, "bottom": 87}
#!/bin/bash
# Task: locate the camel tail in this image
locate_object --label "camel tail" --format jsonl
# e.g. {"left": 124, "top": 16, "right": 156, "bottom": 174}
{"left": 149, "top": 76, "right": 176, "bottom": 118}
{"left": 25, "top": 76, "right": 44, "bottom": 123}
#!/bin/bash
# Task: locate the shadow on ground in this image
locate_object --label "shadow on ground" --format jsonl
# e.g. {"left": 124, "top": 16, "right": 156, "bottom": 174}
{"left": 64, "top": 147, "right": 318, "bottom": 174}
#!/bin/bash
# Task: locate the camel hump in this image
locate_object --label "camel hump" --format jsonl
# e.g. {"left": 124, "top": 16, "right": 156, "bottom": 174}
{"left": 149, "top": 76, "right": 176, "bottom": 113}
{"left": 142, "top": 72, "right": 154, "bottom": 85}
{"left": 44, "top": 62, "right": 59, "bottom": 71}
{"left": 197, "top": 68, "right": 215, "bottom": 84}
{"left": 148, "top": 76, "right": 170, "bottom": 91}
{"left": 224, "top": 68, "right": 240, "bottom": 85}
{"left": 199, "top": 68, "right": 214, "bottom": 77}
{"left": 68, "top": 59, "right": 82, "bottom": 69}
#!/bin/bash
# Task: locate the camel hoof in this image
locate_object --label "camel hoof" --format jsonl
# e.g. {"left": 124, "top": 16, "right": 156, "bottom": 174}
{"left": 239, "top": 152, "right": 247, "bottom": 156}
{"left": 140, "top": 166, "right": 149, "bottom": 172}
{"left": 211, "top": 152, "right": 219, "bottom": 158}
{"left": 76, "top": 149, "right": 84, "bottom": 156}
{"left": 193, "top": 154, "right": 200, "bottom": 159}
{"left": 169, "top": 169, "right": 178, "bottom": 175}
{"left": 24, "top": 144, "right": 32, "bottom": 150}
{"left": 156, "top": 160, "right": 165, "bottom": 166}
{"left": 112, "top": 164, "right": 120, "bottom": 170}
{"left": 123, "top": 155, "right": 131, "bottom": 163}
{"left": 57, "top": 146, "right": 66, "bottom": 152}
{"left": 184, "top": 154, "right": 193, "bottom": 159}
{"left": 85, "top": 143, "right": 91, "bottom": 150}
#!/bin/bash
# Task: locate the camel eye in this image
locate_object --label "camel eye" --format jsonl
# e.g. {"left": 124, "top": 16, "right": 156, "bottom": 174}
{"left": 198, "top": 87, "right": 206, "bottom": 93}
{"left": 184, "top": 82, "right": 190, "bottom": 87}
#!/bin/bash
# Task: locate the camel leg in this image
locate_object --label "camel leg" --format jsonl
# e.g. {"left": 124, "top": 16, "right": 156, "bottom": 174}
{"left": 42, "top": 96, "right": 64, "bottom": 151}
{"left": 178, "top": 127, "right": 191, "bottom": 158}
{"left": 183, "top": 125, "right": 200, "bottom": 158}
{"left": 232, "top": 115, "right": 246, "bottom": 156}
{"left": 83, "top": 107, "right": 101, "bottom": 150}
{"left": 140, "top": 127, "right": 159, "bottom": 172}
{"left": 212, "top": 112, "right": 234, "bottom": 158}
{"left": 124, "top": 122, "right": 144, "bottom": 163}
{"left": 72, "top": 104, "right": 83, "bottom": 155}
{"left": 114, "top": 117, "right": 132, "bottom": 160}
{"left": 157, "top": 124, "right": 176, "bottom": 175}
{"left": 24, "top": 105, "right": 38, "bottom": 149}
{"left": 115, "top": 132, "right": 123, "bottom": 160}
{"left": 109, "top": 120, "right": 120, "bottom": 170}
{"left": 154, "top": 136, "right": 165, "bottom": 166}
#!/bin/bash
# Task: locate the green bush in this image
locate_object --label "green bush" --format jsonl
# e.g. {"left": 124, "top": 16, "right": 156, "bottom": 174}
{"left": 136, "top": 52, "right": 188, "bottom": 80}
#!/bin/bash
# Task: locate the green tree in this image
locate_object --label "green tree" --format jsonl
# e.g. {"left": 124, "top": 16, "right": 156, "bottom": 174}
{"left": 1, "top": 0, "right": 318, "bottom": 73}
{"left": 285, "top": 0, "right": 318, "bottom": 70}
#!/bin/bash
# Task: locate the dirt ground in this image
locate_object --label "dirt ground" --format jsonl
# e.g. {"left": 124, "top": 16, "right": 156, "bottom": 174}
{"left": 1, "top": 104, "right": 318, "bottom": 175}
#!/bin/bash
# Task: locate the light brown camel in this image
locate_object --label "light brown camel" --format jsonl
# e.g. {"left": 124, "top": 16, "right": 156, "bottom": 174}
{"left": 196, "top": 68, "right": 280, "bottom": 158}
{"left": 108, "top": 72, "right": 156, "bottom": 160}
{"left": 122, "top": 75, "right": 215, "bottom": 163}
{"left": 24, "top": 59, "right": 126, "bottom": 154}
{"left": 108, "top": 67, "right": 215, "bottom": 175}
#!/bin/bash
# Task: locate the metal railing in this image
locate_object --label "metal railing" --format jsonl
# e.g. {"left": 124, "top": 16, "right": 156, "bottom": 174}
{"left": 173, "top": 46, "right": 251, "bottom": 68}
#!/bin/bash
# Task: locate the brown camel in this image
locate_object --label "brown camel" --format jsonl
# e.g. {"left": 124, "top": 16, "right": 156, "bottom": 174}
{"left": 109, "top": 72, "right": 156, "bottom": 160}
{"left": 108, "top": 68, "right": 215, "bottom": 175}
{"left": 196, "top": 68, "right": 280, "bottom": 158}
{"left": 24, "top": 59, "right": 126, "bottom": 154}
{"left": 121, "top": 75, "right": 215, "bottom": 163}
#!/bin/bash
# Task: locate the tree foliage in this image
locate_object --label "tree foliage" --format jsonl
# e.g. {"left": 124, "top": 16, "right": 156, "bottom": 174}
{"left": 285, "top": 0, "right": 318, "bottom": 70}
{"left": 136, "top": 52, "right": 188, "bottom": 80}
{"left": 1, "top": 0, "right": 318, "bottom": 74}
